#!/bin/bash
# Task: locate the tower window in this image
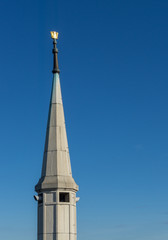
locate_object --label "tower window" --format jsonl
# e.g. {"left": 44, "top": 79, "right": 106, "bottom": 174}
{"left": 38, "top": 194, "right": 43, "bottom": 204}
{"left": 59, "top": 192, "right": 69, "bottom": 202}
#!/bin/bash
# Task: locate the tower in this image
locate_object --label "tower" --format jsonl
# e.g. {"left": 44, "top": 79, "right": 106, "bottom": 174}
{"left": 35, "top": 32, "right": 79, "bottom": 240}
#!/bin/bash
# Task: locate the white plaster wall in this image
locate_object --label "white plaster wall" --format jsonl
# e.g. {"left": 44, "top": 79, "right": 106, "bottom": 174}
{"left": 38, "top": 191, "right": 77, "bottom": 240}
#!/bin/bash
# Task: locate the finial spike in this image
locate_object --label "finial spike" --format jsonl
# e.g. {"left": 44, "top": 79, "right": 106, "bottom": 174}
{"left": 51, "top": 31, "right": 60, "bottom": 74}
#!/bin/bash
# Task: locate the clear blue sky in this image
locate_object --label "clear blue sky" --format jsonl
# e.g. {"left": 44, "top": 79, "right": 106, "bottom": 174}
{"left": 0, "top": 0, "right": 168, "bottom": 239}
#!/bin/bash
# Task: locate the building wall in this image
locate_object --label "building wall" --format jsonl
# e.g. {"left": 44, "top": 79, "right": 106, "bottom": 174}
{"left": 38, "top": 190, "right": 77, "bottom": 240}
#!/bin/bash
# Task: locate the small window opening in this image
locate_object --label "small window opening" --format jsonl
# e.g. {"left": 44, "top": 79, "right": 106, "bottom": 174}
{"left": 59, "top": 192, "right": 69, "bottom": 202}
{"left": 38, "top": 194, "right": 43, "bottom": 204}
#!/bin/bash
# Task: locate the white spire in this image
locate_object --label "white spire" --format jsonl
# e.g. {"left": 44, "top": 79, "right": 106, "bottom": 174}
{"left": 35, "top": 73, "right": 78, "bottom": 192}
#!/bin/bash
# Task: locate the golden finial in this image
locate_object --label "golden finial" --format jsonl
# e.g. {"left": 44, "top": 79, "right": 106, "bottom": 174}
{"left": 50, "top": 31, "right": 59, "bottom": 39}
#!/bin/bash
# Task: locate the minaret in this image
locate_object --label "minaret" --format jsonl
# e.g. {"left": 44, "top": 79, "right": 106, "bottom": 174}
{"left": 34, "top": 31, "right": 79, "bottom": 240}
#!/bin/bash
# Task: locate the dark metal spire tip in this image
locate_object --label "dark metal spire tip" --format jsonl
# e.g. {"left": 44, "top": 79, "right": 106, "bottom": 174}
{"left": 51, "top": 32, "right": 60, "bottom": 74}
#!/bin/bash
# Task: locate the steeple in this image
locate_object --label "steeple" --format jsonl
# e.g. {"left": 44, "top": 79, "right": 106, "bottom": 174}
{"left": 35, "top": 32, "right": 78, "bottom": 192}
{"left": 34, "top": 32, "right": 79, "bottom": 240}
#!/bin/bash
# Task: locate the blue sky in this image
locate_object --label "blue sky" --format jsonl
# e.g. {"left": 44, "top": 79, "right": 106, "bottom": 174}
{"left": 0, "top": 0, "right": 168, "bottom": 239}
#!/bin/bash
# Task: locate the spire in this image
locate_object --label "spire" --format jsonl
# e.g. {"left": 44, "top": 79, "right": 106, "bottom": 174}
{"left": 35, "top": 32, "right": 78, "bottom": 192}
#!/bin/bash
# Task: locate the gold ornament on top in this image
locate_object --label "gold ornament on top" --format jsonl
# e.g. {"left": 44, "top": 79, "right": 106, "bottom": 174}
{"left": 50, "top": 31, "right": 59, "bottom": 39}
